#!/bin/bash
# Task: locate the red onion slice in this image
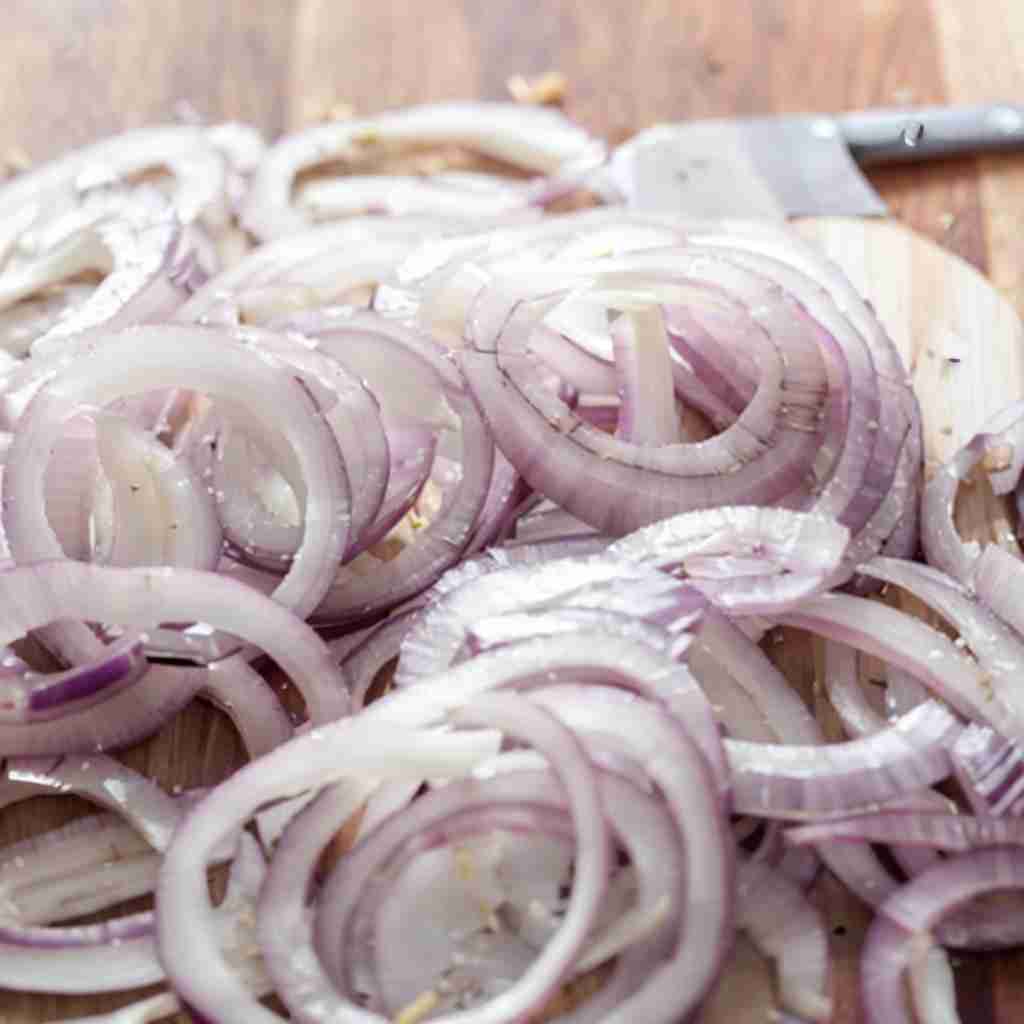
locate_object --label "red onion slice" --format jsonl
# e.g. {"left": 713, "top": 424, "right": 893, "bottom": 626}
{"left": 396, "top": 554, "right": 702, "bottom": 686}
{"left": 331, "top": 605, "right": 420, "bottom": 712}
{"left": 0, "top": 123, "right": 256, "bottom": 234}
{"left": 0, "top": 661, "right": 206, "bottom": 757}
{"left": 0, "top": 562, "right": 350, "bottom": 723}
{"left": 243, "top": 102, "right": 605, "bottom": 240}
{"left": 609, "top": 505, "right": 850, "bottom": 614}
{"left": 3, "top": 754, "right": 181, "bottom": 850}
{"left": 822, "top": 641, "right": 886, "bottom": 738}
{"left": 861, "top": 848, "right": 1024, "bottom": 1023}
{"left": 0, "top": 813, "right": 152, "bottom": 923}
{"left": 973, "top": 543, "right": 1024, "bottom": 653}
{"left": 200, "top": 654, "right": 294, "bottom": 759}
{"left": 368, "top": 769, "right": 680, "bottom": 1017}
{"left": 93, "top": 410, "right": 223, "bottom": 571}
{"left": 788, "top": 809, "right": 1024, "bottom": 850}
{"left": 529, "top": 683, "right": 733, "bottom": 1021}
{"left": 3, "top": 325, "right": 350, "bottom": 664}
{"left": 864, "top": 555, "right": 1024, "bottom": 744}
{"left": 295, "top": 172, "right": 549, "bottom": 222}
{"left": 204, "top": 327, "right": 388, "bottom": 565}
{"left": 0, "top": 633, "right": 147, "bottom": 721}
{"left": 312, "top": 696, "right": 611, "bottom": 1024}
{"left": 459, "top": 260, "right": 829, "bottom": 533}
{"left": 921, "top": 432, "right": 992, "bottom": 585}
{"left": 608, "top": 304, "right": 680, "bottom": 445}
{"left": 950, "top": 722, "right": 1024, "bottom": 818}
{"left": 157, "top": 723, "right": 499, "bottom": 1023}
{"left": 24, "top": 190, "right": 192, "bottom": 359}
{"left": 260, "top": 778, "right": 380, "bottom": 1019}
{"left": 778, "top": 593, "right": 1005, "bottom": 729}
{"left": 736, "top": 856, "right": 831, "bottom": 1021}
{"left": 310, "top": 316, "right": 495, "bottom": 627}
{"left": 978, "top": 400, "right": 1024, "bottom": 496}
{"left": 687, "top": 237, "right": 912, "bottom": 530}
{"left": 257, "top": 779, "right": 379, "bottom": 1020}
{"left": 378, "top": 631, "right": 727, "bottom": 796}
{"left": 0, "top": 756, "right": 180, "bottom": 993}
{"left": 463, "top": 607, "right": 683, "bottom": 668}
{"left": 178, "top": 214, "right": 470, "bottom": 325}
{"left": 725, "top": 700, "right": 960, "bottom": 818}
{"left": 689, "top": 608, "right": 820, "bottom": 743}
{"left": 908, "top": 938, "right": 961, "bottom": 1024}
{"left": 465, "top": 449, "right": 527, "bottom": 554}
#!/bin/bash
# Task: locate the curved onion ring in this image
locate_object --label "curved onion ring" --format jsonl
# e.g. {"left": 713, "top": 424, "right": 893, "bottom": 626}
{"left": 861, "top": 848, "right": 1024, "bottom": 1023}
{"left": 243, "top": 102, "right": 605, "bottom": 240}
{"left": 3, "top": 324, "right": 350, "bottom": 664}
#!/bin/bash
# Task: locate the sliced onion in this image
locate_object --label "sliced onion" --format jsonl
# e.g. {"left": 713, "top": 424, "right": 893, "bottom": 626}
{"left": 243, "top": 102, "right": 605, "bottom": 240}
{"left": 296, "top": 171, "right": 550, "bottom": 222}
{"left": 863, "top": 555, "right": 1024, "bottom": 743}
{"left": 460, "top": 259, "right": 830, "bottom": 533}
{"left": 178, "top": 214, "right": 469, "bottom": 325}
{"left": 725, "top": 700, "right": 959, "bottom": 819}
{"left": 93, "top": 410, "right": 223, "bottom": 570}
{"left": 396, "top": 554, "right": 702, "bottom": 687}
{"left": 205, "top": 325, "right": 387, "bottom": 563}
{"left": 313, "top": 695, "right": 611, "bottom": 1024}
{"left": 973, "top": 542, "right": 1024, "bottom": 655}
{"left": 0, "top": 122, "right": 255, "bottom": 233}
{"left": 861, "top": 848, "right": 1024, "bottom": 1023}
{"left": 0, "top": 660, "right": 206, "bottom": 757}
{"left": 3, "top": 324, "right": 350, "bottom": 664}
{"left": 258, "top": 778, "right": 380, "bottom": 1021}
{"left": 822, "top": 641, "right": 886, "bottom": 738}
{"left": 0, "top": 632, "right": 147, "bottom": 722}
{"left": 0, "top": 561, "right": 350, "bottom": 723}
{"left": 950, "top": 722, "right": 1024, "bottom": 817}
{"left": 778, "top": 593, "right": 1003, "bottom": 728}
{"left": 309, "top": 315, "right": 495, "bottom": 627}
{"left": 0, "top": 114, "right": 993, "bottom": 1024}
{"left": 330, "top": 605, "right": 419, "bottom": 711}
{"left": 0, "top": 755, "right": 180, "bottom": 993}
{"left": 200, "top": 654, "right": 294, "bottom": 759}
{"left": 921, "top": 432, "right": 991, "bottom": 585}
{"left": 156, "top": 721, "right": 499, "bottom": 1023}
{"left": 608, "top": 505, "right": 850, "bottom": 613}
{"left": 787, "top": 809, "right": 1024, "bottom": 850}
{"left": 736, "top": 856, "right": 831, "bottom": 1021}
{"left": 908, "top": 936, "right": 961, "bottom": 1024}
{"left": 529, "top": 683, "right": 733, "bottom": 1020}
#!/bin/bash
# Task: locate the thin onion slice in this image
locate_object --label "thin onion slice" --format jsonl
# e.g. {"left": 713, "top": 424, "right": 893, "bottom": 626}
{"left": 243, "top": 102, "right": 605, "bottom": 240}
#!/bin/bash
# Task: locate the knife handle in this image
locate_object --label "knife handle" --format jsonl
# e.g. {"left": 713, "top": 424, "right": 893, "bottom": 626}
{"left": 836, "top": 104, "right": 1024, "bottom": 166}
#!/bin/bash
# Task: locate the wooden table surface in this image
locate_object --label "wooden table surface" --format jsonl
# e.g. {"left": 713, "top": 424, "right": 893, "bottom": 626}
{"left": 2, "top": 1, "right": 1024, "bottom": 1021}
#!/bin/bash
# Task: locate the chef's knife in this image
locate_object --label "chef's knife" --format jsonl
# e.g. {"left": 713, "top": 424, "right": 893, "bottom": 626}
{"left": 607, "top": 104, "right": 1024, "bottom": 218}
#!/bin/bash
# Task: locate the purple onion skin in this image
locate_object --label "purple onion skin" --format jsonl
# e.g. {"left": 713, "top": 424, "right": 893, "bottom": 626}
{"left": 28, "top": 649, "right": 138, "bottom": 712}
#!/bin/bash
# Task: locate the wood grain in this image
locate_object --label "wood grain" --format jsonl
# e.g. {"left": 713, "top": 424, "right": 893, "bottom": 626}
{"left": 0, "top": 1, "right": 1022, "bottom": 1020}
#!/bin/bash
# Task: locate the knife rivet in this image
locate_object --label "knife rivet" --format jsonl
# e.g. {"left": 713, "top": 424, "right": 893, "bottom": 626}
{"left": 901, "top": 121, "right": 925, "bottom": 147}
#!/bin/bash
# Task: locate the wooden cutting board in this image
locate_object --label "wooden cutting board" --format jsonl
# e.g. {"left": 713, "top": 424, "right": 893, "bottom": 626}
{"left": 1, "top": 1, "right": 1024, "bottom": 1021}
